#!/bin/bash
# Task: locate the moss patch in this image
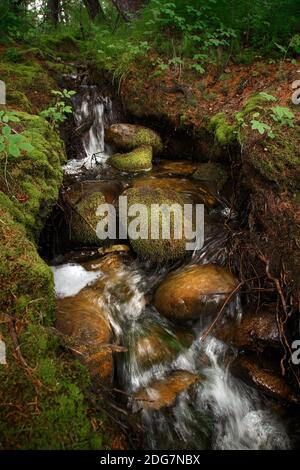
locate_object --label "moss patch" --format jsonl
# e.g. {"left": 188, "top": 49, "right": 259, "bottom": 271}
{"left": 0, "top": 57, "right": 55, "bottom": 113}
{"left": 70, "top": 192, "right": 107, "bottom": 246}
{"left": 108, "top": 145, "right": 153, "bottom": 173}
{"left": 0, "top": 111, "right": 65, "bottom": 240}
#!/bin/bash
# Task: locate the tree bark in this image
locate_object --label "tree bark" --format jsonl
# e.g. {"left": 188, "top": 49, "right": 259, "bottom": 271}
{"left": 82, "top": 0, "right": 105, "bottom": 20}
{"left": 47, "top": 0, "right": 60, "bottom": 26}
{"left": 111, "top": 0, "right": 147, "bottom": 21}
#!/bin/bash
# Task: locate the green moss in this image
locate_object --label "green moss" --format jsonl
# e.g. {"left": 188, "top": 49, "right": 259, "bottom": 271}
{"left": 0, "top": 60, "right": 54, "bottom": 113}
{"left": 125, "top": 187, "right": 188, "bottom": 262}
{"left": 0, "top": 317, "right": 105, "bottom": 449}
{"left": 106, "top": 124, "right": 163, "bottom": 155}
{"left": 0, "top": 111, "right": 65, "bottom": 240}
{"left": 5, "top": 90, "right": 32, "bottom": 113}
{"left": 135, "top": 128, "right": 163, "bottom": 154}
{"left": 208, "top": 113, "right": 236, "bottom": 145}
{"left": 71, "top": 192, "right": 107, "bottom": 246}
{"left": 108, "top": 145, "right": 153, "bottom": 173}
{"left": 246, "top": 124, "right": 300, "bottom": 190}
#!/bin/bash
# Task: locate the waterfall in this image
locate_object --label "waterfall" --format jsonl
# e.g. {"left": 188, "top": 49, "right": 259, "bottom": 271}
{"left": 64, "top": 85, "right": 113, "bottom": 175}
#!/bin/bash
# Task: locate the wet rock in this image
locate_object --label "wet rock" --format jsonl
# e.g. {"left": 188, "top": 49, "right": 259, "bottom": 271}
{"left": 214, "top": 308, "right": 280, "bottom": 351}
{"left": 131, "top": 175, "right": 216, "bottom": 205}
{"left": 56, "top": 288, "right": 114, "bottom": 384}
{"left": 192, "top": 162, "right": 228, "bottom": 192}
{"left": 232, "top": 355, "right": 300, "bottom": 405}
{"left": 133, "top": 370, "right": 199, "bottom": 411}
{"left": 69, "top": 191, "right": 107, "bottom": 246}
{"left": 154, "top": 160, "right": 199, "bottom": 177}
{"left": 131, "top": 322, "right": 194, "bottom": 368}
{"left": 64, "top": 180, "right": 123, "bottom": 207}
{"left": 108, "top": 145, "right": 153, "bottom": 173}
{"left": 154, "top": 264, "right": 238, "bottom": 321}
{"left": 124, "top": 186, "right": 188, "bottom": 262}
{"left": 106, "top": 123, "right": 163, "bottom": 155}
{"left": 83, "top": 252, "right": 129, "bottom": 274}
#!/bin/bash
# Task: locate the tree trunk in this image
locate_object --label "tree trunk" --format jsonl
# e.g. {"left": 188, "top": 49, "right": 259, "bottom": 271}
{"left": 82, "top": 0, "right": 105, "bottom": 20}
{"left": 47, "top": 0, "right": 60, "bottom": 26}
{"left": 111, "top": 0, "right": 147, "bottom": 21}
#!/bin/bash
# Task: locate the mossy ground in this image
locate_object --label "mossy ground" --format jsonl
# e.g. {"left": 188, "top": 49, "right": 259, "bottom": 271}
{"left": 0, "top": 111, "right": 65, "bottom": 240}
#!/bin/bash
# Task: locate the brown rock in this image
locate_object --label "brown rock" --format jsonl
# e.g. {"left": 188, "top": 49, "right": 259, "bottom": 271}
{"left": 56, "top": 289, "right": 113, "bottom": 383}
{"left": 232, "top": 355, "right": 300, "bottom": 405}
{"left": 64, "top": 180, "right": 123, "bottom": 207}
{"left": 215, "top": 308, "right": 280, "bottom": 350}
{"left": 133, "top": 370, "right": 199, "bottom": 411}
{"left": 131, "top": 175, "right": 216, "bottom": 205}
{"left": 132, "top": 323, "right": 194, "bottom": 368}
{"left": 154, "top": 264, "right": 238, "bottom": 321}
{"left": 154, "top": 160, "right": 199, "bottom": 177}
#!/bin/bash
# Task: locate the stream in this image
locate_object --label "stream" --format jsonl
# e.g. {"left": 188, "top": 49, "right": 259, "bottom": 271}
{"left": 47, "top": 82, "right": 297, "bottom": 450}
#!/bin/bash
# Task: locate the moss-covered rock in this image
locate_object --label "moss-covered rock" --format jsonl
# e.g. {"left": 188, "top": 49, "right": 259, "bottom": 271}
{"left": 0, "top": 111, "right": 65, "bottom": 240}
{"left": 124, "top": 186, "right": 189, "bottom": 262}
{"left": 70, "top": 192, "right": 107, "bottom": 246}
{"left": 108, "top": 145, "right": 153, "bottom": 173}
{"left": 106, "top": 123, "right": 163, "bottom": 155}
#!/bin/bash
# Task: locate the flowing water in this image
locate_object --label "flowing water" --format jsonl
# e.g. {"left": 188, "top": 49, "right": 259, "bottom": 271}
{"left": 50, "top": 85, "right": 296, "bottom": 450}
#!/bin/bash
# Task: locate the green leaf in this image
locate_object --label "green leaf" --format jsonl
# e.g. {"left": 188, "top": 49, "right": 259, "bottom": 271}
{"left": 19, "top": 142, "right": 34, "bottom": 152}
{"left": 8, "top": 144, "right": 21, "bottom": 157}
{"left": 2, "top": 126, "right": 11, "bottom": 136}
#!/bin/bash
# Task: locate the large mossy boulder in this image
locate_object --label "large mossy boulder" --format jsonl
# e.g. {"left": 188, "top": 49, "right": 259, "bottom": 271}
{"left": 70, "top": 191, "right": 107, "bottom": 246}
{"left": 124, "top": 186, "right": 189, "bottom": 262}
{"left": 154, "top": 263, "right": 238, "bottom": 321}
{"left": 106, "top": 123, "right": 163, "bottom": 155}
{"left": 108, "top": 145, "right": 153, "bottom": 173}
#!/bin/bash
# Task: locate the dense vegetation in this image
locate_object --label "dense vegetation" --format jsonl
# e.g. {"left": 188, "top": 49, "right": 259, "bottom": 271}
{"left": 1, "top": 1, "right": 300, "bottom": 78}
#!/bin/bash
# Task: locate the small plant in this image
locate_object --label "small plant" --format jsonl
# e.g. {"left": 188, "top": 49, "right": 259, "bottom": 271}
{"left": 250, "top": 114, "right": 275, "bottom": 139}
{"left": 40, "top": 89, "right": 76, "bottom": 128}
{"left": 0, "top": 111, "right": 33, "bottom": 157}
{"left": 270, "top": 106, "right": 295, "bottom": 127}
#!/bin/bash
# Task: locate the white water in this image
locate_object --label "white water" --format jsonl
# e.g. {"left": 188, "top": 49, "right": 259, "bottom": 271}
{"left": 63, "top": 86, "right": 112, "bottom": 174}
{"left": 51, "top": 263, "right": 101, "bottom": 298}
